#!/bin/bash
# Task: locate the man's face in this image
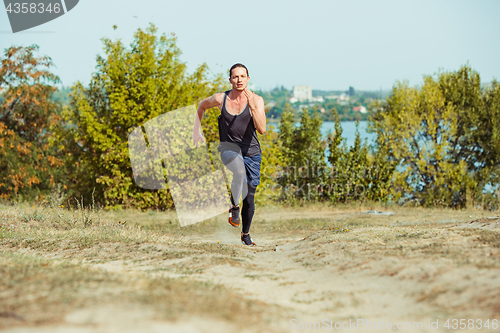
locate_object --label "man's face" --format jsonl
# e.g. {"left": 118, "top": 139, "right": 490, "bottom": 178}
{"left": 229, "top": 67, "right": 249, "bottom": 91}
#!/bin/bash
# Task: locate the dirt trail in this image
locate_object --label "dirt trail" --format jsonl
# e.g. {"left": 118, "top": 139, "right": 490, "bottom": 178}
{"left": 155, "top": 228, "right": 498, "bottom": 333}
{"left": 2, "top": 213, "right": 500, "bottom": 333}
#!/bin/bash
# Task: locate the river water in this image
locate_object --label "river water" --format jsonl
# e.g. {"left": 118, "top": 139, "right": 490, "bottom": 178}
{"left": 268, "top": 120, "right": 376, "bottom": 147}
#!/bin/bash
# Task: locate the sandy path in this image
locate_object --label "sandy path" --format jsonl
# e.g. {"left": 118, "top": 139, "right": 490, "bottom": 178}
{"left": 175, "top": 231, "right": 498, "bottom": 333}
{"left": 2, "top": 214, "right": 500, "bottom": 333}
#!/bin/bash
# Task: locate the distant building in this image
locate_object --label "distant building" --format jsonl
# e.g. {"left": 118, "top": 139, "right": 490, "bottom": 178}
{"left": 353, "top": 106, "right": 367, "bottom": 113}
{"left": 293, "top": 85, "right": 312, "bottom": 102}
{"left": 348, "top": 86, "right": 355, "bottom": 97}
{"left": 338, "top": 93, "right": 349, "bottom": 101}
{"left": 338, "top": 93, "right": 350, "bottom": 105}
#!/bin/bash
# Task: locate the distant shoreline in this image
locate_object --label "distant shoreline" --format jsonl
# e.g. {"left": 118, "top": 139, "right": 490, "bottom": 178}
{"left": 266, "top": 118, "right": 370, "bottom": 124}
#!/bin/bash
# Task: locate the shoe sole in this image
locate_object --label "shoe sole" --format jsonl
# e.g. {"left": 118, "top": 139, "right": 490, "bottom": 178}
{"left": 241, "top": 237, "right": 256, "bottom": 246}
{"left": 229, "top": 218, "right": 240, "bottom": 227}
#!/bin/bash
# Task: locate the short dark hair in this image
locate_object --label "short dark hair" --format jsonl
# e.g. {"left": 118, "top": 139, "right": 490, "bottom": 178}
{"left": 229, "top": 63, "right": 249, "bottom": 78}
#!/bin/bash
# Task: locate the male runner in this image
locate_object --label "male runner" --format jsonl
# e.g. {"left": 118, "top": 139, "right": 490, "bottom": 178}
{"left": 192, "top": 63, "right": 266, "bottom": 246}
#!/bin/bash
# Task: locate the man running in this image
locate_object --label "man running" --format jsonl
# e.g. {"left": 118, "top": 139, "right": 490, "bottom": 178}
{"left": 192, "top": 63, "right": 266, "bottom": 246}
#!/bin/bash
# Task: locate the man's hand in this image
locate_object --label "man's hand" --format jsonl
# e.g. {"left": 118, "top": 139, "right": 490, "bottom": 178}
{"left": 193, "top": 130, "right": 205, "bottom": 148}
{"left": 243, "top": 88, "right": 266, "bottom": 135}
{"left": 192, "top": 93, "right": 223, "bottom": 148}
{"left": 244, "top": 88, "right": 256, "bottom": 109}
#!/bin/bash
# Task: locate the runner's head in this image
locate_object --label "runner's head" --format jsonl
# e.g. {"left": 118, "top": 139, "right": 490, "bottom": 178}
{"left": 229, "top": 63, "right": 249, "bottom": 91}
{"left": 229, "top": 63, "right": 249, "bottom": 78}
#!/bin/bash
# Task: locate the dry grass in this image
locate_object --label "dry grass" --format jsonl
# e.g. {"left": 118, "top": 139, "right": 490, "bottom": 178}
{"left": 0, "top": 203, "right": 281, "bottom": 330}
{"left": 0, "top": 250, "right": 271, "bottom": 330}
{"left": 1, "top": 201, "right": 499, "bottom": 331}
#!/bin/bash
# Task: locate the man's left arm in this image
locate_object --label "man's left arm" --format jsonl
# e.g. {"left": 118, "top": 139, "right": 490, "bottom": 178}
{"left": 244, "top": 89, "right": 266, "bottom": 134}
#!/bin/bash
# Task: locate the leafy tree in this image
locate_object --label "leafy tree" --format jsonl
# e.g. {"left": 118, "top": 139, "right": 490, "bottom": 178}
{"left": 369, "top": 65, "right": 500, "bottom": 208}
{"left": 278, "top": 105, "right": 326, "bottom": 201}
{"left": 61, "top": 25, "right": 226, "bottom": 210}
{"left": 327, "top": 112, "right": 362, "bottom": 202}
{"left": 255, "top": 122, "right": 284, "bottom": 205}
{"left": 0, "top": 45, "right": 63, "bottom": 201}
{"left": 327, "top": 110, "right": 395, "bottom": 203}
{"left": 439, "top": 67, "right": 500, "bottom": 196}
{"left": 276, "top": 104, "right": 295, "bottom": 199}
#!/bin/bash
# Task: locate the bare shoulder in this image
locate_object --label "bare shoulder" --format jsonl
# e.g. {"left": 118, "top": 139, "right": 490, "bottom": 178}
{"left": 252, "top": 91, "right": 263, "bottom": 99}
{"left": 254, "top": 93, "right": 265, "bottom": 105}
{"left": 202, "top": 92, "right": 225, "bottom": 109}
{"left": 212, "top": 92, "right": 225, "bottom": 105}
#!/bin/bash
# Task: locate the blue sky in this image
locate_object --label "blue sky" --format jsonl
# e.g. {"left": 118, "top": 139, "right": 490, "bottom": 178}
{"left": 1, "top": 0, "right": 499, "bottom": 91}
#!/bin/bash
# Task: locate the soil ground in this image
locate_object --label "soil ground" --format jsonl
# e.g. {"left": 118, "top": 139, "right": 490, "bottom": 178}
{"left": 1, "top": 204, "right": 499, "bottom": 332}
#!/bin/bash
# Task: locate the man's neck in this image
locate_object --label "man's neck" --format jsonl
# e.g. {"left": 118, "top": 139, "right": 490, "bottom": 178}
{"left": 229, "top": 89, "right": 245, "bottom": 101}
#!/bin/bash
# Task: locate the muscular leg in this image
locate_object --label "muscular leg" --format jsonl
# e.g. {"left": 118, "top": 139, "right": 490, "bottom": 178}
{"left": 241, "top": 154, "right": 261, "bottom": 235}
{"left": 221, "top": 150, "right": 260, "bottom": 241}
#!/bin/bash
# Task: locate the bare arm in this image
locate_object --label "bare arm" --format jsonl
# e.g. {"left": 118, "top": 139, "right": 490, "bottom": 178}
{"left": 193, "top": 93, "right": 223, "bottom": 147}
{"left": 244, "top": 89, "right": 266, "bottom": 134}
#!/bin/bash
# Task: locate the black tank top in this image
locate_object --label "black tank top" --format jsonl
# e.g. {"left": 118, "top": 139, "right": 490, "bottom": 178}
{"left": 218, "top": 90, "right": 261, "bottom": 156}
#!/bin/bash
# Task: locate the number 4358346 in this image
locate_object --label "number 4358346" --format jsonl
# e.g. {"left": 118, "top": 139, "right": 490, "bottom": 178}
{"left": 5, "top": 2, "right": 61, "bottom": 14}
{"left": 444, "top": 319, "right": 498, "bottom": 330}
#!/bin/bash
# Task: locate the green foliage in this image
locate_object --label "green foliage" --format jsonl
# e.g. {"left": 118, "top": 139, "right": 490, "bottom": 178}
{"left": 276, "top": 105, "right": 394, "bottom": 205}
{"left": 369, "top": 65, "right": 500, "bottom": 208}
{"left": 256, "top": 86, "right": 292, "bottom": 120}
{"left": 256, "top": 123, "right": 284, "bottom": 205}
{"left": 327, "top": 110, "right": 395, "bottom": 203}
{"left": 19, "top": 206, "right": 47, "bottom": 222}
{"left": 0, "top": 45, "right": 64, "bottom": 202}
{"left": 259, "top": 87, "right": 386, "bottom": 122}
{"left": 439, "top": 67, "right": 500, "bottom": 189}
{"left": 51, "top": 86, "right": 72, "bottom": 106}
{"left": 60, "top": 24, "right": 226, "bottom": 210}
{"left": 278, "top": 105, "right": 327, "bottom": 201}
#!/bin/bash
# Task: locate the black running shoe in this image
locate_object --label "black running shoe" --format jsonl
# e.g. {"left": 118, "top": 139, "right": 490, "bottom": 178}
{"left": 228, "top": 206, "right": 240, "bottom": 227}
{"left": 241, "top": 233, "right": 256, "bottom": 246}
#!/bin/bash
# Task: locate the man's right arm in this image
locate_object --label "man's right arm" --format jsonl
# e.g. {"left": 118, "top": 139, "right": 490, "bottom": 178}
{"left": 193, "top": 93, "right": 223, "bottom": 147}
